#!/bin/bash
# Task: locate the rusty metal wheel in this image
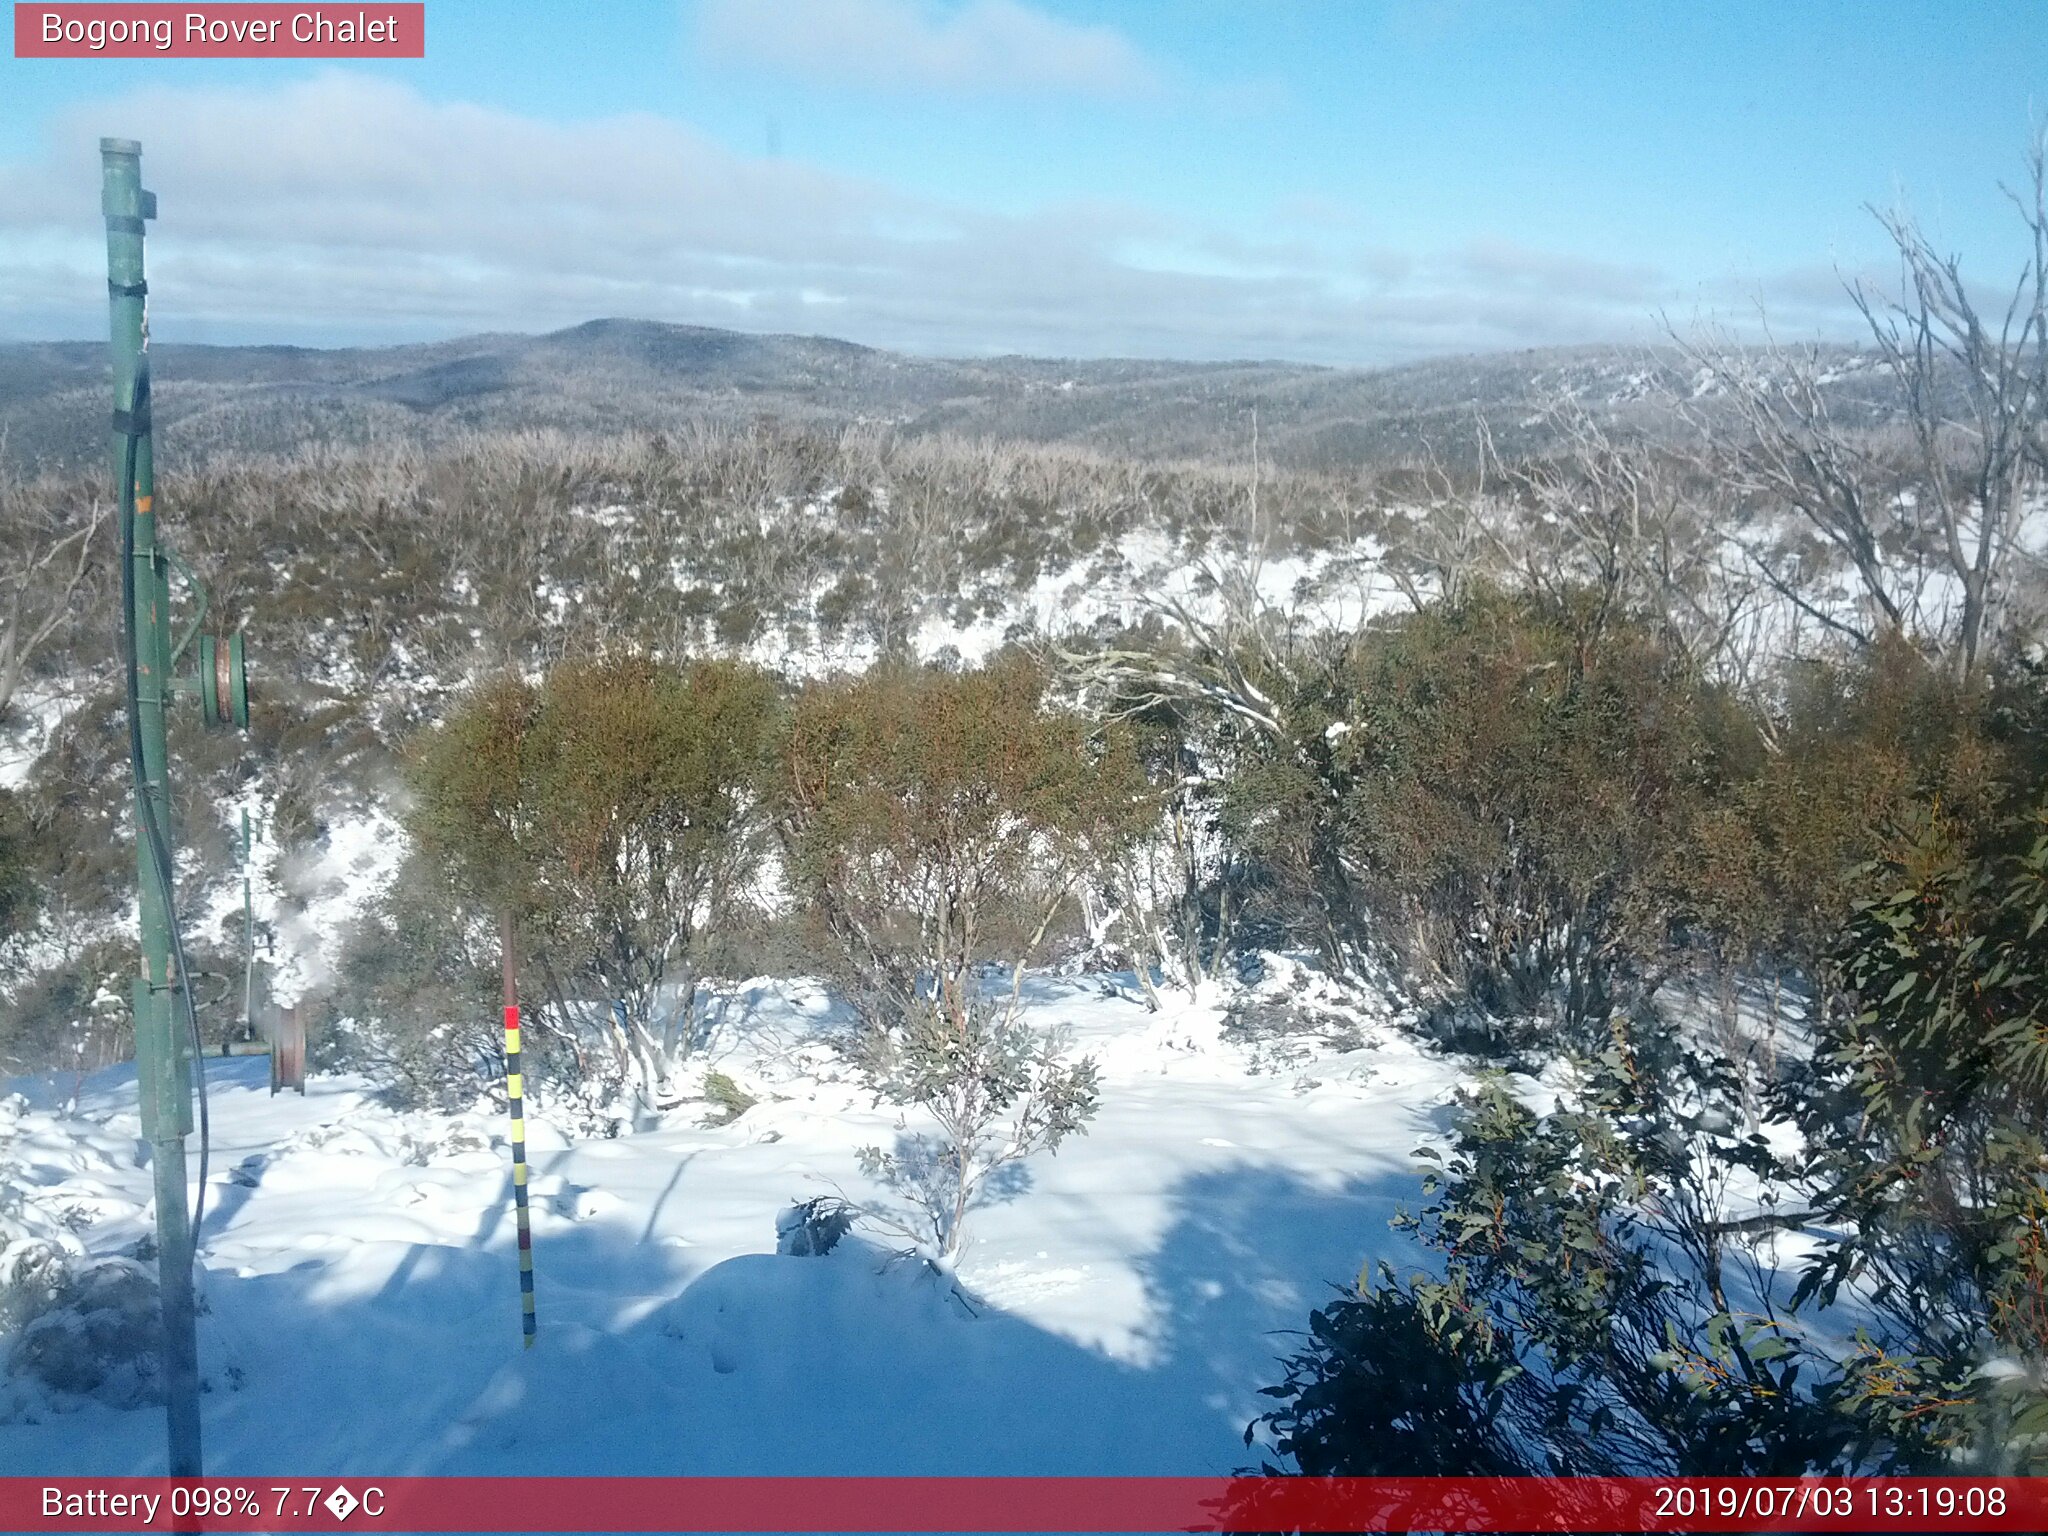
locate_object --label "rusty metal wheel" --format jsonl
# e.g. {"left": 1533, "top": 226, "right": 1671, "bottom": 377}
{"left": 269, "top": 1003, "right": 307, "bottom": 1096}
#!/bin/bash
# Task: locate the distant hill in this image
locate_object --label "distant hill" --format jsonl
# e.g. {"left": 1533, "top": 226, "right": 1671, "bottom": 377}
{"left": 0, "top": 318, "right": 1889, "bottom": 473}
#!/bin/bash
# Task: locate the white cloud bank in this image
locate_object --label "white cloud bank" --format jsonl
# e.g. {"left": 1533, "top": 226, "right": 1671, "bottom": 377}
{"left": 0, "top": 73, "right": 1868, "bottom": 360}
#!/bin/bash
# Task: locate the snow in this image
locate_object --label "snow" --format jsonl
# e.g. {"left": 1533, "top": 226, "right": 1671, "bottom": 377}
{"left": 0, "top": 685, "right": 75, "bottom": 792}
{"left": 264, "top": 808, "right": 409, "bottom": 1008}
{"left": 0, "top": 969, "right": 1469, "bottom": 1476}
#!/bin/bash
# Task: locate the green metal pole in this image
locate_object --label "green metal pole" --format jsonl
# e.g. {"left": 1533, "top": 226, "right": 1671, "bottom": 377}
{"left": 104, "top": 136, "right": 203, "bottom": 1480}
{"left": 241, "top": 806, "right": 254, "bottom": 1044}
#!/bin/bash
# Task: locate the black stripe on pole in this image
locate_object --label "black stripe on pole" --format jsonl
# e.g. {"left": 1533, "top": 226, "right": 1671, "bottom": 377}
{"left": 504, "top": 1004, "right": 536, "bottom": 1347}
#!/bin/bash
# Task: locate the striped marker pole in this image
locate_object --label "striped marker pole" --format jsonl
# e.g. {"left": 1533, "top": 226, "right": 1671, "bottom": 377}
{"left": 501, "top": 912, "right": 537, "bottom": 1349}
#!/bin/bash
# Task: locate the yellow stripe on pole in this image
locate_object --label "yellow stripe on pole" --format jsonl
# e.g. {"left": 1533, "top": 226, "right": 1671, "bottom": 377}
{"left": 502, "top": 972, "right": 536, "bottom": 1352}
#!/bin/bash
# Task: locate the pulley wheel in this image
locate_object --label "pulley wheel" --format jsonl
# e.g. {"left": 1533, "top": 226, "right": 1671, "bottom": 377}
{"left": 269, "top": 1004, "right": 307, "bottom": 1096}
{"left": 198, "top": 632, "right": 250, "bottom": 731}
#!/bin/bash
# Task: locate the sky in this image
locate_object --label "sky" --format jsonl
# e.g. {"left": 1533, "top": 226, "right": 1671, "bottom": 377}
{"left": 1, "top": 0, "right": 2044, "bottom": 364}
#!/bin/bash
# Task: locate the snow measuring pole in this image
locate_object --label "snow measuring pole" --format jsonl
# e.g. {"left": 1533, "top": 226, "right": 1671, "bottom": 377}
{"left": 105, "top": 136, "right": 251, "bottom": 1479}
{"left": 501, "top": 912, "right": 538, "bottom": 1348}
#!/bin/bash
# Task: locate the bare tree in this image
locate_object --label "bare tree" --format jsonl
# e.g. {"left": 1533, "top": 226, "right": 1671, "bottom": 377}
{"left": 0, "top": 461, "right": 102, "bottom": 721}
{"left": 1510, "top": 395, "right": 1764, "bottom": 682}
{"left": 1676, "top": 129, "right": 2048, "bottom": 676}
{"left": 1846, "top": 130, "right": 2048, "bottom": 672}
{"left": 1379, "top": 431, "right": 1512, "bottom": 614}
{"left": 1056, "top": 422, "right": 1377, "bottom": 975}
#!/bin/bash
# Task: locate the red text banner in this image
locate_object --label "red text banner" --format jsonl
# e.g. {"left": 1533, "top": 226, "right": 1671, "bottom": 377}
{"left": 8, "top": 1477, "right": 2048, "bottom": 1532}
{"left": 14, "top": 4, "right": 424, "bottom": 57}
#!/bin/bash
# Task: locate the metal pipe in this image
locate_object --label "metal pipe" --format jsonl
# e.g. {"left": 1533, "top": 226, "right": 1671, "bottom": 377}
{"left": 241, "top": 806, "right": 253, "bottom": 1044}
{"left": 104, "top": 135, "right": 203, "bottom": 1480}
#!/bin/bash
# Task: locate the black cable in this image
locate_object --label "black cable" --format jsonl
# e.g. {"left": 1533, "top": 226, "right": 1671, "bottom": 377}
{"left": 118, "top": 392, "right": 211, "bottom": 1244}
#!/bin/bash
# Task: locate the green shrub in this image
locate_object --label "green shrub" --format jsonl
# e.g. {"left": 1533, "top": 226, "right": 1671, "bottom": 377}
{"left": 400, "top": 652, "right": 783, "bottom": 1115}
{"left": 1250, "top": 1273, "right": 1523, "bottom": 1476}
{"left": 1236, "top": 588, "right": 1719, "bottom": 1040}
{"left": 1253, "top": 796, "right": 2048, "bottom": 1481}
{"left": 1253, "top": 1041, "right": 1896, "bottom": 1476}
{"left": 780, "top": 651, "right": 1152, "bottom": 1036}
{"left": 1687, "top": 635, "right": 2011, "bottom": 973}
{"left": 700, "top": 1070, "right": 757, "bottom": 1126}
{"left": 1788, "top": 799, "right": 2048, "bottom": 1465}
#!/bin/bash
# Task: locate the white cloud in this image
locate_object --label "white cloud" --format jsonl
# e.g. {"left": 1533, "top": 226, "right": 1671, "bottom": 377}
{"left": 1456, "top": 238, "right": 1663, "bottom": 304}
{"left": 0, "top": 73, "right": 1870, "bottom": 361}
{"left": 693, "top": 0, "right": 1164, "bottom": 99}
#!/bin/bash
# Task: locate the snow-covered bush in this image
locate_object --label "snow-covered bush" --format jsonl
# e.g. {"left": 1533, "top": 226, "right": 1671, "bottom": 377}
{"left": 8, "top": 1258, "right": 161, "bottom": 1410}
{"left": 0, "top": 935, "right": 134, "bottom": 1088}
{"left": 1219, "top": 951, "right": 1396, "bottom": 1072}
{"left": 775, "top": 1196, "right": 854, "bottom": 1256}
{"left": 322, "top": 860, "right": 506, "bottom": 1110}
{"left": 0, "top": 1234, "right": 74, "bottom": 1340}
{"left": 701, "top": 1071, "right": 758, "bottom": 1127}
{"left": 327, "top": 866, "right": 639, "bottom": 1136}
{"left": 0, "top": 1095, "right": 79, "bottom": 1339}
{"left": 855, "top": 998, "right": 1098, "bottom": 1263}
{"left": 0, "top": 1096, "right": 162, "bottom": 1414}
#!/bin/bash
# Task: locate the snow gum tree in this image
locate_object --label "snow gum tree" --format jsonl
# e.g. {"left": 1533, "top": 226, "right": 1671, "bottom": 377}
{"left": 780, "top": 652, "right": 1152, "bottom": 1259}
{"left": 405, "top": 673, "right": 540, "bottom": 903}
{"left": 404, "top": 655, "right": 781, "bottom": 1116}
{"left": 522, "top": 654, "right": 782, "bottom": 1110}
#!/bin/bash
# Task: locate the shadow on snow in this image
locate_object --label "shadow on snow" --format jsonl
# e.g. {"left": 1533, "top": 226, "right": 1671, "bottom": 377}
{"left": 0, "top": 1153, "right": 1416, "bottom": 1478}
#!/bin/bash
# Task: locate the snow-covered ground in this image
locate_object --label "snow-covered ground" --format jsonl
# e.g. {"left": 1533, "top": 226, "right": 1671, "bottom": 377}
{"left": 0, "top": 969, "right": 1474, "bottom": 1477}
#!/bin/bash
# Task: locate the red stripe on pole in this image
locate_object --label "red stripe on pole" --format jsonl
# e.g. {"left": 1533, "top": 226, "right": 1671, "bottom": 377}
{"left": 9, "top": 1478, "right": 2048, "bottom": 1532}
{"left": 14, "top": 5, "right": 425, "bottom": 58}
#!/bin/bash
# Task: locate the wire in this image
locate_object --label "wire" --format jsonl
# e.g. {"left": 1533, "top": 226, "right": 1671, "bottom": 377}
{"left": 118, "top": 385, "right": 211, "bottom": 1246}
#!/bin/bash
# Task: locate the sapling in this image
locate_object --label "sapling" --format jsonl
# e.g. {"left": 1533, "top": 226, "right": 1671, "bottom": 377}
{"left": 778, "top": 657, "right": 1143, "bottom": 1269}
{"left": 855, "top": 996, "right": 1099, "bottom": 1265}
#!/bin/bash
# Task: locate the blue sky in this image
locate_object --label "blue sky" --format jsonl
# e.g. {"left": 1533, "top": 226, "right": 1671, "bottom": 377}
{"left": 2, "top": 0, "right": 2044, "bottom": 362}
